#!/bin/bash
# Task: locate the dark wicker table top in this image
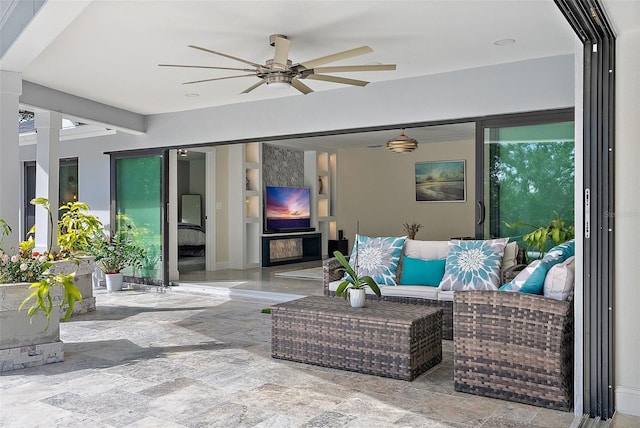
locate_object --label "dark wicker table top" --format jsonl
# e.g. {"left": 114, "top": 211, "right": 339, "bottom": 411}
{"left": 272, "top": 296, "right": 442, "bottom": 325}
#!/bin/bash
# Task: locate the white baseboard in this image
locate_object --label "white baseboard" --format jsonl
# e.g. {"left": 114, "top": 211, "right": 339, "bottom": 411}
{"left": 616, "top": 385, "right": 640, "bottom": 416}
{"left": 216, "top": 261, "right": 229, "bottom": 270}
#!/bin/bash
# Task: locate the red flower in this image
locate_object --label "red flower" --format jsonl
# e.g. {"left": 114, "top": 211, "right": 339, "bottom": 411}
{"left": 32, "top": 251, "right": 40, "bottom": 257}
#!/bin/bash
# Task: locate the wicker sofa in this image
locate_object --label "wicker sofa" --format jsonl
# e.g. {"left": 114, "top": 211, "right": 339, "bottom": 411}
{"left": 322, "top": 237, "right": 575, "bottom": 410}
{"left": 453, "top": 290, "right": 574, "bottom": 411}
{"left": 322, "top": 239, "right": 522, "bottom": 340}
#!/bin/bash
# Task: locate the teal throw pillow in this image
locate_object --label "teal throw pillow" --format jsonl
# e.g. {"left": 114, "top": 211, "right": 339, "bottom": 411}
{"left": 398, "top": 257, "right": 446, "bottom": 286}
{"left": 545, "top": 239, "right": 575, "bottom": 262}
{"left": 500, "top": 256, "right": 563, "bottom": 294}
{"left": 347, "top": 234, "right": 406, "bottom": 286}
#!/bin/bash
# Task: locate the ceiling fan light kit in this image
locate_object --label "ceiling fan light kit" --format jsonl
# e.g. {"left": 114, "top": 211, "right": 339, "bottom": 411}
{"left": 160, "top": 34, "right": 396, "bottom": 95}
{"left": 386, "top": 129, "right": 419, "bottom": 153}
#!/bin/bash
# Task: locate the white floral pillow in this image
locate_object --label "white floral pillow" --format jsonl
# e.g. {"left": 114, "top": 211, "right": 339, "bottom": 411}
{"left": 439, "top": 238, "right": 509, "bottom": 291}
{"left": 347, "top": 234, "right": 406, "bottom": 286}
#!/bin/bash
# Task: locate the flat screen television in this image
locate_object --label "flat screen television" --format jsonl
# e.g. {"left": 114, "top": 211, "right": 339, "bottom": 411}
{"left": 264, "top": 186, "right": 313, "bottom": 233}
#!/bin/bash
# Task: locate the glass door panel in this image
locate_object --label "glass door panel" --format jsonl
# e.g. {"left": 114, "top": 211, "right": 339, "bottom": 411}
{"left": 483, "top": 121, "right": 575, "bottom": 254}
{"left": 115, "top": 155, "right": 163, "bottom": 279}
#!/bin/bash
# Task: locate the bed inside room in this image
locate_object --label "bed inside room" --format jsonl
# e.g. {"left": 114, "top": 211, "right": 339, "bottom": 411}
{"left": 178, "top": 194, "right": 206, "bottom": 271}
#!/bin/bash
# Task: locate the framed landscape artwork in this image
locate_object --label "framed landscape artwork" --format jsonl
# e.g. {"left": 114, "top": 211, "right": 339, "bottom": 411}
{"left": 415, "top": 160, "right": 466, "bottom": 202}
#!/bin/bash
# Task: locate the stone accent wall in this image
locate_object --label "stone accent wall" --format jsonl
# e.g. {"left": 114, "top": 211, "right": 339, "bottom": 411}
{"left": 262, "top": 144, "right": 304, "bottom": 188}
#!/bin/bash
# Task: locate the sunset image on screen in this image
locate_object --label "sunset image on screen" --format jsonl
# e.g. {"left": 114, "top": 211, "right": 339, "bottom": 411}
{"left": 266, "top": 187, "right": 310, "bottom": 219}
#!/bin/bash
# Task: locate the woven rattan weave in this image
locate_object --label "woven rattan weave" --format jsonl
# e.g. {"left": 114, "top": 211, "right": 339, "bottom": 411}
{"left": 453, "top": 290, "right": 574, "bottom": 411}
{"left": 271, "top": 296, "right": 443, "bottom": 381}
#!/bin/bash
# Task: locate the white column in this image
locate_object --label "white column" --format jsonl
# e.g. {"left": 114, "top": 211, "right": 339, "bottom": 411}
{"left": 34, "top": 110, "right": 62, "bottom": 253}
{"left": 0, "top": 71, "right": 22, "bottom": 251}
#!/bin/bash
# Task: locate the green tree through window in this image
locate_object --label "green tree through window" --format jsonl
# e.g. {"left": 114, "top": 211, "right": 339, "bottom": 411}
{"left": 485, "top": 121, "right": 575, "bottom": 252}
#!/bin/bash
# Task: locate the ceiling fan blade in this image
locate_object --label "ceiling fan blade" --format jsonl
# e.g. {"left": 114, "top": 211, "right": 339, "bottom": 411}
{"left": 300, "top": 46, "right": 373, "bottom": 69}
{"left": 241, "top": 80, "right": 266, "bottom": 94}
{"left": 304, "top": 74, "right": 369, "bottom": 87}
{"left": 291, "top": 79, "right": 314, "bottom": 95}
{"left": 272, "top": 36, "right": 290, "bottom": 70}
{"left": 313, "top": 64, "right": 396, "bottom": 73}
{"left": 159, "top": 64, "right": 256, "bottom": 72}
{"left": 188, "top": 45, "right": 262, "bottom": 68}
{"left": 182, "top": 74, "right": 256, "bottom": 85}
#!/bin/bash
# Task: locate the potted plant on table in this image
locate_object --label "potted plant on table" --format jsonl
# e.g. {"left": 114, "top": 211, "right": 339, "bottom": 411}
{"left": 89, "top": 232, "right": 145, "bottom": 291}
{"left": 333, "top": 250, "right": 381, "bottom": 308}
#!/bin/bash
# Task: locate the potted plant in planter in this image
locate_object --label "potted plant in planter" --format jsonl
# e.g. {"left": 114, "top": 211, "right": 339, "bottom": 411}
{"left": 333, "top": 250, "right": 381, "bottom": 308}
{"left": 0, "top": 218, "right": 78, "bottom": 371}
{"left": 89, "top": 232, "right": 145, "bottom": 291}
{"left": 31, "top": 197, "right": 104, "bottom": 315}
{"left": 505, "top": 212, "right": 575, "bottom": 260}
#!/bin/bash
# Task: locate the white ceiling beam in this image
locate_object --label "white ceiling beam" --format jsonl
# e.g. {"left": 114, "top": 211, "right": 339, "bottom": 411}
{"left": 21, "top": 81, "right": 146, "bottom": 135}
{"left": 0, "top": 0, "right": 92, "bottom": 71}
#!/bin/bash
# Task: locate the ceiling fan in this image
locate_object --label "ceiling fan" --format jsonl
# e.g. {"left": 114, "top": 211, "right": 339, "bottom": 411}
{"left": 159, "top": 34, "right": 396, "bottom": 94}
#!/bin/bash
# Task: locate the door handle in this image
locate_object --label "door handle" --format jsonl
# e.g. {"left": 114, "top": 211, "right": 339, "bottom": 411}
{"left": 476, "top": 201, "right": 485, "bottom": 225}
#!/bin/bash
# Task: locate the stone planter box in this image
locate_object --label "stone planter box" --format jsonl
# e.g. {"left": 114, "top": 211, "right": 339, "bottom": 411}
{"left": 50, "top": 257, "right": 96, "bottom": 316}
{"left": 0, "top": 282, "right": 64, "bottom": 372}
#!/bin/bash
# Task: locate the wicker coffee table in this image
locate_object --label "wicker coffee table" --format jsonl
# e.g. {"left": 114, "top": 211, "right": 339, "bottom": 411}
{"left": 271, "top": 296, "right": 443, "bottom": 381}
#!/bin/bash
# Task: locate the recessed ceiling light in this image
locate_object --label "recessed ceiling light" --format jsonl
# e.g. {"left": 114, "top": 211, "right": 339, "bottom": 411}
{"left": 494, "top": 38, "right": 516, "bottom": 46}
{"left": 185, "top": 93, "right": 200, "bottom": 97}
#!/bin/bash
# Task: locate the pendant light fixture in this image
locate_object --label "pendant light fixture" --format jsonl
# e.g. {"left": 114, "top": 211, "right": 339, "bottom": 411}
{"left": 386, "top": 129, "right": 418, "bottom": 153}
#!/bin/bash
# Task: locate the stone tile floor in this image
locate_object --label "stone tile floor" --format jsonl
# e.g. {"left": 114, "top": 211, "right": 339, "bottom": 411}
{"left": 0, "top": 264, "right": 637, "bottom": 427}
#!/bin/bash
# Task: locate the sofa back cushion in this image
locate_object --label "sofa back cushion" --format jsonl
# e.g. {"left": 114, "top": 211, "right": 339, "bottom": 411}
{"left": 403, "top": 239, "right": 449, "bottom": 259}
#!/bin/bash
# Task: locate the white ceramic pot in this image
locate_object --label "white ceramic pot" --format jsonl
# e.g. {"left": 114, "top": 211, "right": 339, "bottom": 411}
{"left": 349, "top": 288, "right": 366, "bottom": 308}
{"left": 105, "top": 273, "right": 124, "bottom": 292}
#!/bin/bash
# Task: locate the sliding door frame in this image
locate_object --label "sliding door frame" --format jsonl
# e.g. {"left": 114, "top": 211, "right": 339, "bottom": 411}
{"left": 474, "top": 108, "right": 575, "bottom": 236}
{"left": 554, "top": 0, "right": 616, "bottom": 420}
{"left": 109, "top": 148, "right": 169, "bottom": 286}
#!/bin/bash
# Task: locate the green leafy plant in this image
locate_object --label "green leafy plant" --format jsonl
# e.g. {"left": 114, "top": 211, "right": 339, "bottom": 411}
{"left": 333, "top": 250, "right": 381, "bottom": 299}
{"left": 31, "top": 197, "right": 103, "bottom": 258}
{"left": 142, "top": 244, "right": 160, "bottom": 270}
{"left": 0, "top": 218, "right": 11, "bottom": 250}
{"left": 19, "top": 271, "right": 80, "bottom": 328}
{"left": 1, "top": 217, "right": 81, "bottom": 329}
{"left": 89, "top": 232, "right": 145, "bottom": 274}
{"left": 505, "top": 212, "right": 575, "bottom": 258}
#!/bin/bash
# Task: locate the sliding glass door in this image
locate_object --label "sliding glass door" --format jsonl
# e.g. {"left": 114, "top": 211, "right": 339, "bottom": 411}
{"left": 112, "top": 152, "right": 165, "bottom": 281}
{"left": 477, "top": 112, "right": 575, "bottom": 252}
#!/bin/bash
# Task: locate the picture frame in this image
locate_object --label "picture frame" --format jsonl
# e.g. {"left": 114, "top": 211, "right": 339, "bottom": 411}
{"left": 415, "top": 160, "right": 466, "bottom": 202}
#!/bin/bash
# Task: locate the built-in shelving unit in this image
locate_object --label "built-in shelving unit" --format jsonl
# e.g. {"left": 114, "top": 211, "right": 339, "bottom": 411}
{"left": 229, "top": 144, "right": 338, "bottom": 267}
{"left": 305, "top": 150, "right": 337, "bottom": 255}
{"left": 229, "top": 142, "right": 262, "bottom": 269}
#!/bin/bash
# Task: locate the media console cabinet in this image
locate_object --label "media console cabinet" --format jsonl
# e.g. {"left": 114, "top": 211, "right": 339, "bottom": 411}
{"left": 261, "top": 232, "right": 322, "bottom": 267}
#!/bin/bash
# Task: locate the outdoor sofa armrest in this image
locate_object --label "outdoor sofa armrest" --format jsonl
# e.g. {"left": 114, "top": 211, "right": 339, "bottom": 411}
{"left": 453, "top": 290, "right": 574, "bottom": 411}
{"left": 323, "top": 257, "right": 344, "bottom": 296}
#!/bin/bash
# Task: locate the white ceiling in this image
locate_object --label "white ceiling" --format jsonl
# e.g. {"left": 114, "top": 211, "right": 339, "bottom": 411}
{"left": 6, "top": 0, "right": 576, "bottom": 117}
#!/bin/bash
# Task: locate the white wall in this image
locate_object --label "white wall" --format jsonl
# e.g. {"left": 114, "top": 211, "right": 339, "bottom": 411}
{"left": 215, "top": 145, "right": 229, "bottom": 266}
{"left": 143, "top": 55, "right": 574, "bottom": 148}
{"left": 609, "top": 2, "right": 640, "bottom": 415}
{"left": 338, "top": 138, "right": 475, "bottom": 241}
